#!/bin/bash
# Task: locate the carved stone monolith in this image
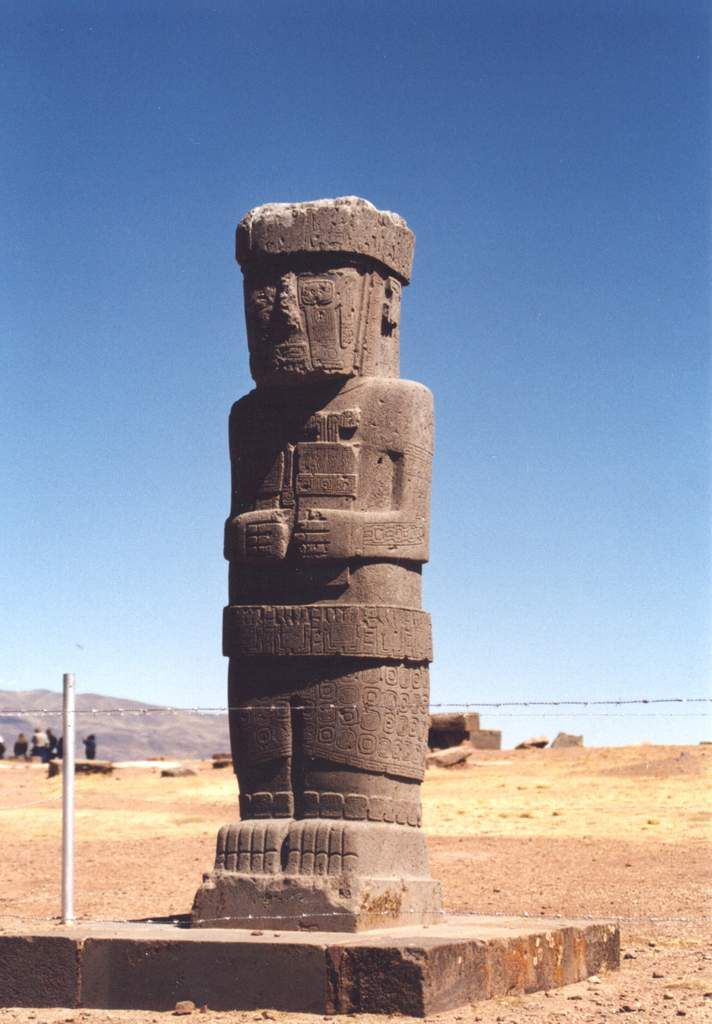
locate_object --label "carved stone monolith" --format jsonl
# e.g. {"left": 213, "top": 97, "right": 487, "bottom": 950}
{"left": 192, "top": 197, "right": 443, "bottom": 931}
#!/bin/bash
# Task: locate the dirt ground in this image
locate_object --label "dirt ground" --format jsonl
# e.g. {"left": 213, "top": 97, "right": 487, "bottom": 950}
{"left": 0, "top": 743, "right": 710, "bottom": 1022}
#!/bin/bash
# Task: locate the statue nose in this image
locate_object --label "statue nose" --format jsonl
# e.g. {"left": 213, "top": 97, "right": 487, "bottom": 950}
{"left": 273, "top": 274, "right": 302, "bottom": 330}
{"left": 275, "top": 278, "right": 290, "bottom": 316}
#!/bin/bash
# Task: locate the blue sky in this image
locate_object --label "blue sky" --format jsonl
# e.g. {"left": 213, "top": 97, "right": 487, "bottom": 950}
{"left": 2, "top": 1, "right": 709, "bottom": 746}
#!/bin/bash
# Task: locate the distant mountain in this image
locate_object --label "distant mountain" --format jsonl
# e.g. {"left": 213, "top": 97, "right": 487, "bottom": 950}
{"left": 0, "top": 689, "right": 230, "bottom": 762}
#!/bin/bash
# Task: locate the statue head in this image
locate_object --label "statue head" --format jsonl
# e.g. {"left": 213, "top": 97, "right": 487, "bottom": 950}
{"left": 236, "top": 197, "right": 413, "bottom": 387}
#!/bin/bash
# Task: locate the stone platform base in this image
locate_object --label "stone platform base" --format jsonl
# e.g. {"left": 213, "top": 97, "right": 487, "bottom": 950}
{"left": 192, "top": 873, "right": 443, "bottom": 931}
{"left": 0, "top": 915, "right": 619, "bottom": 1015}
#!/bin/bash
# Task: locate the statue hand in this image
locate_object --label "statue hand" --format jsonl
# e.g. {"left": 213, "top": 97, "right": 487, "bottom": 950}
{"left": 225, "top": 510, "right": 292, "bottom": 562}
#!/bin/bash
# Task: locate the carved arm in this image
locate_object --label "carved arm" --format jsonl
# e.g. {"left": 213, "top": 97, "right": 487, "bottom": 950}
{"left": 293, "top": 508, "right": 429, "bottom": 563}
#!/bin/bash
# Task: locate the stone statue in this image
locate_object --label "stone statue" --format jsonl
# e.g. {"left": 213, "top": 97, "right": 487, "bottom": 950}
{"left": 193, "top": 197, "right": 442, "bottom": 930}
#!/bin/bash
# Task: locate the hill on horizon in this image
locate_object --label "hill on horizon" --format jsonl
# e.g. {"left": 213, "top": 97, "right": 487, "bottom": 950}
{"left": 0, "top": 689, "right": 229, "bottom": 761}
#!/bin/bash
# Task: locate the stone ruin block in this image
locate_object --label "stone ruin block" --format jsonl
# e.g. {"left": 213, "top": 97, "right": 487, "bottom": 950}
{"left": 516, "top": 736, "right": 549, "bottom": 750}
{"left": 212, "top": 752, "right": 232, "bottom": 769}
{"left": 427, "top": 745, "right": 472, "bottom": 768}
{"left": 428, "top": 712, "right": 501, "bottom": 751}
{"left": 469, "top": 728, "right": 502, "bottom": 750}
{"left": 47, "top": 759, "right": 114, "bottom": 779}
{"left": 428, "top": 713, "right": 480, "bottom": 749}
{"left": 551, "top": 732, "right": 583, "bottom": 749}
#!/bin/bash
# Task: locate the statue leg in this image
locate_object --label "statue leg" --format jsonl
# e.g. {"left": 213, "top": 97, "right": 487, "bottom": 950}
{"left": 213, "top": 660, "right": 295, "bottom": 880}
{"left": 194, "top": 658, "right": 442, "bottom": 929}
{"left": 282, "top": 660, "right": 431, "bottom": 884}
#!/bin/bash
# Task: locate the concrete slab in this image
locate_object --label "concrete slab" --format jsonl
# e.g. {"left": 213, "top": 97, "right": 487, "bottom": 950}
{"left": 0, "top": 915, "right": 619, "bottom": 1016}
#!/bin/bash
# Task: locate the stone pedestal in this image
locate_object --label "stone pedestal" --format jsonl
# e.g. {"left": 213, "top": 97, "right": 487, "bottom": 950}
{"left": 0, "top": 917, "right": 620, "bottom": 1015}
{"left": 192, "top": 821, "right": 441, "bottom": 931}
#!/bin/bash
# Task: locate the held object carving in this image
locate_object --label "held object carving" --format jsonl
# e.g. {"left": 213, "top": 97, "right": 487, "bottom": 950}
{"left": 193, "top": 197, "right": 442, "bottom": 931}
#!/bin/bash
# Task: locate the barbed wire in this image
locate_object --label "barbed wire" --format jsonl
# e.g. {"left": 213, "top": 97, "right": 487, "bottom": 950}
{"left": 432, "top": 698, "right": 712, "bottom": 707}
{"left": 179, "top": 910, "right": 712, "bottom": 927}
{"left": 0, "top": 696, "right": 710, "bottom": 717}
{"left": 1, "top": 691, "right": 707, "bottom": 941}
{"left": 0, "top": 795, "right": 62, "bottom": 812}
{"left": 0, "top": 906, "right": 709, "bottom": 927}
{"left": 454, "top": 712, "right": 710, "bottom": 718}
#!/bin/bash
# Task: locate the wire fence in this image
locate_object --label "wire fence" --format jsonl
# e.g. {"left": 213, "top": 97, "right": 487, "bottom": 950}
{"left": 0, "top": 695, "right": 710, "bottom": 716}
{"left": 0, "top": 795, "right": 63, "bottom": 812}
{"left": 0, "top": 689, "right": 708, "bottom": 936}
{"left": 0, "top": 906, "right": 709, "bottom": 927}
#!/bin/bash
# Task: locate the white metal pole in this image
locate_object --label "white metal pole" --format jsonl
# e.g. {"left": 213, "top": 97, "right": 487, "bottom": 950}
{"left": 61, "top": 672, "right": 75, "bottom": 925}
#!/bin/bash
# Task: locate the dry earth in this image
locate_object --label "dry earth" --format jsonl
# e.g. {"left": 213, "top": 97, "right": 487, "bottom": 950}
{"left": 0, "top": 744, "right": 709, "bottom": 1023}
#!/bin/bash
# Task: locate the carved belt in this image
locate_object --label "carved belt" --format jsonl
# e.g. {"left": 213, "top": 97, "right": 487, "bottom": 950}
{"left": 223, "top": 604, "right": 432, "bottom": 662}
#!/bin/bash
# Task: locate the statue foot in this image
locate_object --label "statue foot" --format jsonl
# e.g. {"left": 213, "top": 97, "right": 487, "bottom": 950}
{"left": 284, "top": 818, "right": 357, "bottom": 876}
{"left": 215, "top": 819, "right": 291, "bottom": 874}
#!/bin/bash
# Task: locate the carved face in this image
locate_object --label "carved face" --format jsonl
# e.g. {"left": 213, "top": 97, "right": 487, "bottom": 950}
{"left": 243, "top": 265, "right": 401, "bottom": 386}
{"left": 381, "top": 278, "right": 402, "bottom": 342}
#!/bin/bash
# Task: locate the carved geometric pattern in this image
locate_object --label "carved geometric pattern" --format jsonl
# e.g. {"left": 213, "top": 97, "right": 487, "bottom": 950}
{"left": 233, "top": 699, "right": 292, "bottom": 768}
{"left": 223, "top": 604, "right": 432, "bottom": 662}
{"left": 232, "top": 664, "right": 429, "bottom": 781}
{"left": 239, "top": 790, "right": 294, "bottom": 819}
{"left": 360, "top": 520, "right": 425, "bottom": 551}
{"left": 301, "top": 790, "right": 421, "bottom": 827}
{"left": 302, "top": 665, "right": 429, "bottom": 780}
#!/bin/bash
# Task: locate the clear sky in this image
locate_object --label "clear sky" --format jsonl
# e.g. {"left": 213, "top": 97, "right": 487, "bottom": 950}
{"left": 2, "top": 1, "right": 710, "bottom": 747}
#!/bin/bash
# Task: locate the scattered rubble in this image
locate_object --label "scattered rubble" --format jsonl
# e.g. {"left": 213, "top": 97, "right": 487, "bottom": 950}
{"left": 552, "top": 732, "right": 584, "bottom": 748}
{"left": 47, "top": 759, "right": 114, "bottom": 778}
{"left": 429, "top": 712, "right": 501, "bottom": 750}
{"left": 427, "top": 744, "right": 473, "bottom": 767}
{"left": 516, "top": 736, "right": 549, "bottom": 750}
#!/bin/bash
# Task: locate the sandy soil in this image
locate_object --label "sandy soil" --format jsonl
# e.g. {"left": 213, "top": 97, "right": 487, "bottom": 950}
{"left": 0, "top": 744, "right": 709, "bottom": 1023}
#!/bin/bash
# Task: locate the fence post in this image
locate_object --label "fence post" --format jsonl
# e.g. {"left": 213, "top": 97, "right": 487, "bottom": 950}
{"left": 62, "top": 672, "right": 75, "bottom": 924}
